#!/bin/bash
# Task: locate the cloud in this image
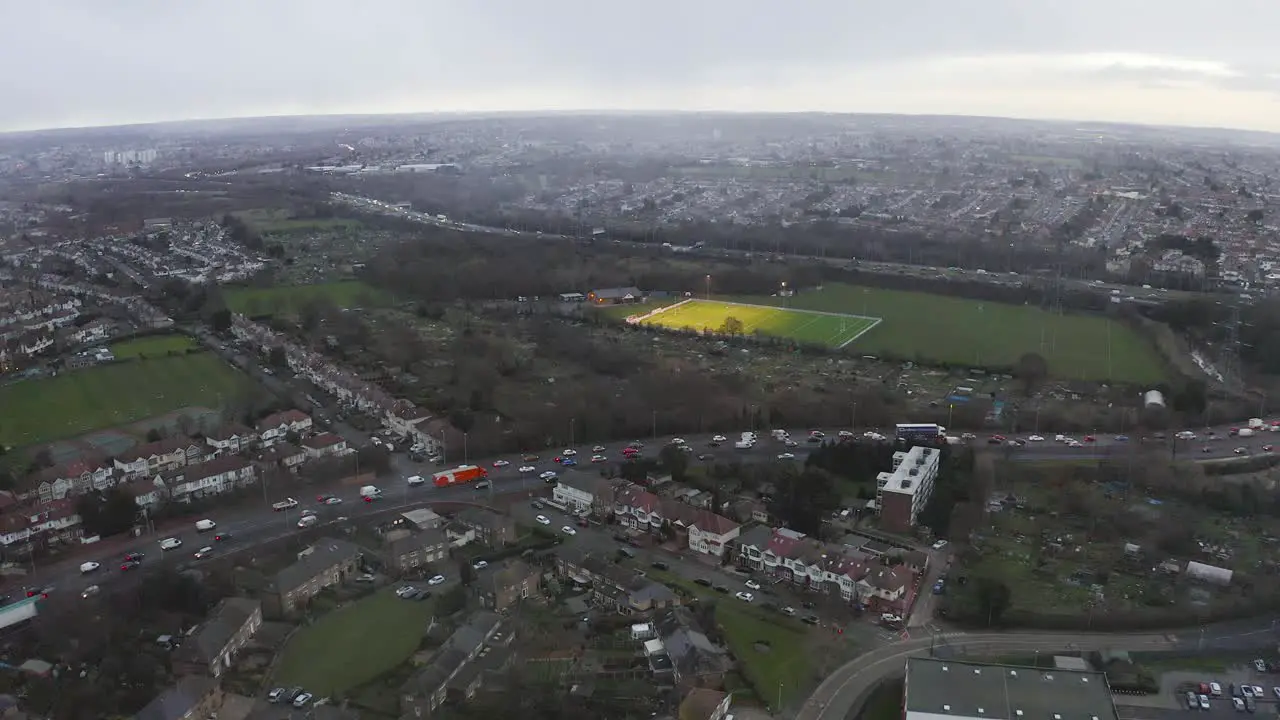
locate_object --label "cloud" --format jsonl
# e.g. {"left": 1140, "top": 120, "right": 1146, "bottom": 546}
{"left": 2, "top": 1, "right": 1280, "bottom": 132}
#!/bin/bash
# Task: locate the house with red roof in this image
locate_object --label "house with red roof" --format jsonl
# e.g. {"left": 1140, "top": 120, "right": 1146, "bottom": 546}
{"left": 685, "top": 509, "right": 740, "bottom": 558}
{"left": 300, "top": 432, "right": 347, "bottom": 459}
{"left": 20, "top": 457, "right": 115, "bottom": 505}
{"left": 256, "top": 409, "right": 313, "bottom": 447}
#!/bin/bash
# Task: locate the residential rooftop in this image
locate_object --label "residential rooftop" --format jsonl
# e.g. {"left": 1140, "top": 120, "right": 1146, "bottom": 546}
{"left": 904, "top": 658, "right": 1119, "bottom": 720}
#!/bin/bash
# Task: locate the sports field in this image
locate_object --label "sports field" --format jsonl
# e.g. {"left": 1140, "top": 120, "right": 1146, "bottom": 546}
{"left": 637, "top": 299, "right": 879, "bottom": 348}
{"left": 225, "top": 280, "right": 389, "bottom": 317}
{"left": 735, "top": 283, "right": 1167, "bottom": 384}
{"left": 0, "top": 352, "right": 253, "bottom": 449}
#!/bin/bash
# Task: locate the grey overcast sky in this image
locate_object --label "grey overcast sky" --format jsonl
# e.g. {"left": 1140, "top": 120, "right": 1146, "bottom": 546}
{"left": 2, "top": 0, "right": 1277, "bottom": 133}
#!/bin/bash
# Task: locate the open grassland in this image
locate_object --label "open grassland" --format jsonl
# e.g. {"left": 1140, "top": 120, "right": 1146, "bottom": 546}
{"left": 637, "top": 299, "right": 878, "bottom": 348}
{"left": 109, "top": 334, "right": 197, "bottom": 358}
{"left": 234, "top": 208, "right": 362, "bottom": 234}
{"left": 736, "top": 283, "right": 1166, "bottom": 383}
{"left": 273, "top": 589, "right": 437, "bottom": 696}
{"left": 225, "top": 280, "right": 390, "bottom": 317}
{"left": 0, "top": 352, "right": 252, "bottom": 449}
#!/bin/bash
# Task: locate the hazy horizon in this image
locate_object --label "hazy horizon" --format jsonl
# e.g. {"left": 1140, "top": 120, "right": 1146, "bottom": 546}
{"left": 5, "top": 0, "right": 1278, "bottom": 135}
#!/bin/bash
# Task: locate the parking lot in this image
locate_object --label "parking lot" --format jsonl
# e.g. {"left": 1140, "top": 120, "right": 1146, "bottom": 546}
{"left": 1117, "top": 661, "right": 1280, "bottom": 718}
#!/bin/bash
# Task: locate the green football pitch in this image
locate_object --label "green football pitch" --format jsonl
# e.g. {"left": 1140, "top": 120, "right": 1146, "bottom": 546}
{"left": 636, "top": 299, "right": 880, "bottom": 348}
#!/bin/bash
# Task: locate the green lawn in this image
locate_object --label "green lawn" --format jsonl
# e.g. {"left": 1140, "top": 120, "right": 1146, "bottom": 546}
{"left": 637, "top": 299, "right": 878, "bottom": 348}
{"left": 274, "top": 589, "right": 437, "bottom": 696}
{"left": 734, "top": 283, "right": 1166, "bottom": 383}
{"left": 109, "top": 334, "right": 197, "bottom": 358}
{"left": 716, "top": 603, "right": 813, "bottom": 709}
{"left": 0, "top": 352, "right": 252, "bottom": 448}
{"left": 225, "top": 280, "right": 390, "bottom": 317}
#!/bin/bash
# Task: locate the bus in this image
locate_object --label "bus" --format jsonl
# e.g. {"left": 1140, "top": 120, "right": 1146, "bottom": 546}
{"left": 895, "top": 423, "right": 944, "bottom": 441}
{"left": 432, "top": 465, "right": 488, "bottom": 488}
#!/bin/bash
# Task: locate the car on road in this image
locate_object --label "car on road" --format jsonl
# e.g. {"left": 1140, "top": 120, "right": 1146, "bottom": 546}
{"left": 535, "top": 515, "right": 550, "bottom": 525}
{"left": 473, "top": 560, "right": 488, "bottom": 570}
{"left": 1027, "top": 435, "right": 1044, "bottom": 442}
{"left": 215, "top": 530, "right": 234, "bottom": 541}
{"left": 781, "top": 606, "right": 796, "bottom": 616}
{"left": 539, "top": 471, "right": 557, "bottom": 481}
{"left": 694, "top": 578, "right": 712, "bottom": 587}
{"left": 1209, "top": 682, "right": 1222, "bottom": 697}
{"left": 79, "top": 561, "right": 100, "bottom": 574}
{"left": 698, "top": 453, "right": 715, "bottom": 461}
{"left": 492, "top": 460, "right": 510, "bottom": 467}
{"left": 293, "top": 692, "right": 313, "bottom": 708}
{"left": 395, "top": 585, "right": 417, "bottom": 598}
{"left": 562, "top": 448, "right": 577, "bottom": 456}
{"left": 592, "top": 445, "right": 606, "bottom": 452}
{"left": 777, "top": 453, "right": 795, "bottom": 460}
{"left": 428, "top": 575, "right": 446, "bottom": 585}
{"left": 560, "top": 458, "right": 577, "bottom": 466}
{"left": 745, "top": 579, "right": 761, "bottom": 590}
{"left": 519, "top": 465, "right": 535, "bottom": 473}
{"left": 81, "top": 585, "right": 100, "bottom": 599}
{"left": 785, "top": 439, "right": 799, "bottom": 447}
{"left": 1233, "top": 697, "right": 1245, "bottom": 712}
{"left": 194, "top": 546, "right": 215, "bottom": 559}
{"left": 591, "top": 455, "right": 607, "bottom": 463}
{"left": 160, "top": 538, "right": 182, "bottom": 551}
{"left": 561, "top": 526, "right": 577, "bottom": 536}
{"left": 1257, "top": 659, "right": 1269, "bottom": 673}
{"left": 268, "top": 688, "right": 286, "bottom": 703}
{"left": 1185, "top": 692, "right": 1198, "bottom": 709}
{"left": 1235, "top": 447, "right": 1248, "bottom": 455}
{"left": 712, "top": 435, "right": 727, "bottom": 443}
{"left": 523, "top": 454, "right": 539, "bottom": 462}
{"left": 932, "top": 540, "right": 949, "bottom": 550}
{"left": 734, "top": 591, "right": 755, "bottom": 602}
{"left": 121, "top": 558, "right": 142, "bottom": 571}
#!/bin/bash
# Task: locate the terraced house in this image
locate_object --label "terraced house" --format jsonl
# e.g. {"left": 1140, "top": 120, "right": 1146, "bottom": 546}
{"left": 159, "top": 456, "right": 256, "bottom": 503}
{"left": 113, "top": 437, "right": 210, "bottom": 479}
{"left": 21, "top": 457, "right": 115, "bottom": 504}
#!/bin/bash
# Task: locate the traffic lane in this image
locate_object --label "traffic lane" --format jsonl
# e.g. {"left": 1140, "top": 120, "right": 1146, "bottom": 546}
{"left": 39, "top": 477, "right": 548, "bottom": 598}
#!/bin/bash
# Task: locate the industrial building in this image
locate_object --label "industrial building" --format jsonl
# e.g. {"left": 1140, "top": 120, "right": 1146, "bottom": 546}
{"left": 903, "top": 657, "right": 1120, "bottom": 720}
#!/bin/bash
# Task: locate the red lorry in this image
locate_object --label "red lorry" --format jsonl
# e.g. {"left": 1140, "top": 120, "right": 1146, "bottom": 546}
{"left": 433, "top": 465, "right": 488, "bottom": 488}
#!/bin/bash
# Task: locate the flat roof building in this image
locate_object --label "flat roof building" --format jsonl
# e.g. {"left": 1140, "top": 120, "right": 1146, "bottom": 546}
{"left": 904, "top": 657, "right": 1120, "bottom": 720}
{"left": 876, "top": 445, "right": 940, "bottom": 533}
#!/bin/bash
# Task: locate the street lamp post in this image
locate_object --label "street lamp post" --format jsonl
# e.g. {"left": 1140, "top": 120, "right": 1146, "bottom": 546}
{"left": 705, "top": 275, "right": 711, "bottom": 301}
{"left": 463, "top": 433, "right": 469, "bottom": 464}
{"left": 570, "top": 418, "right": 576, "bottom": 448}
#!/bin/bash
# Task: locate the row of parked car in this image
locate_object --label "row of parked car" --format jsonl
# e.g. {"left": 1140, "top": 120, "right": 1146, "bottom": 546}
{"left": 267, "top": 686, "right": 315, "bottom": 708}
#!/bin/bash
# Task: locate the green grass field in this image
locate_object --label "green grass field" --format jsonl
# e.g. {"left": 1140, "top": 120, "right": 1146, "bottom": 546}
{"left": 273, "top": 589, "right": 437, "bottom": 696}
{"left": 636, "top": 299, "right": 879, "bottom": 348}
{"left": 109, "top": 334, "right": 197, "bottom": 358}
{"left": 0, "top": 352, "right": 252, "bottom": 449}
{"left": 225, "top": 280, "right": 389, "bottom": 317}
{"left": 716, "top": 603, "right": 813, "bottom": 709}
{"left": 736, "top": 283, "right": 1166, "bottom": 383}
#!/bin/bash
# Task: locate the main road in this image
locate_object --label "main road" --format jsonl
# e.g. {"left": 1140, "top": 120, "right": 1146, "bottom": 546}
{"left": 22, "top": 419, "right": 1274, "bottom": 602}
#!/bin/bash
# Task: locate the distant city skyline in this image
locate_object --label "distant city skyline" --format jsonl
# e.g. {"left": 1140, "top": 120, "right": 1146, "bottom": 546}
{"left": 5, "top": 0, "right": 1280, "bottom": 135}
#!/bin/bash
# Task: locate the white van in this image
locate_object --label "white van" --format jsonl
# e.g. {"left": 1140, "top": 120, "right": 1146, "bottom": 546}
{"left": 407, "top": 475, "right": 426, "bottom": 487}
{"left": 734, "top": 440, "right": 754, "bottom": 450}
{"left": 195, "top": 519, "right": 216, "bottom": 532}
{"left": 297, "top": 515, "right": 318, "bottom": 528}
{"left": 160, "top": 538, "right": 182, "bottom": 551}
